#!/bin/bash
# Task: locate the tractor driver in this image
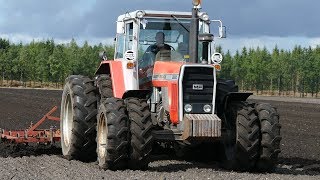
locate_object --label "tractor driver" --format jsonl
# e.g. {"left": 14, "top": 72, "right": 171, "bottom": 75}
{"left": 140, "top": 32, "right": 172, "bottom": 67}
{"left": 146, "top": 31, "right": 171, "bottom": 55}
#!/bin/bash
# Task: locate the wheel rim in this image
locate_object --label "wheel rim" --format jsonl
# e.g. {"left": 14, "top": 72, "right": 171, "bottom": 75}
{"left": 63, "top": 93, "right": 73, "bottom": 146}
{"left": 97, "top": 113, "right": 107, "bottom": 159}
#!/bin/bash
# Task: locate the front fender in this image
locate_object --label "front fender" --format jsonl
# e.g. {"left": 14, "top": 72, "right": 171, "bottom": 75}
{"left": 223, "top": 92, "right": 253, "bottom": 110}
{"left": 122, "top": 90, "right": 151, "bottom": 99}
{"left": 95, "top": 60, "right": 126, "bottom": 98}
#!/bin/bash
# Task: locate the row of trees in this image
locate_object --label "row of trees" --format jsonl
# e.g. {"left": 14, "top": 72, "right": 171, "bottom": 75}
{"left": 0, "top": 38, "right": 114, "bottom": 87}
{"left": 218, "top": 45, "right": 320, "bottom": 97}
{"left": 1, "top": 38, "right": 320, "bottom": 97}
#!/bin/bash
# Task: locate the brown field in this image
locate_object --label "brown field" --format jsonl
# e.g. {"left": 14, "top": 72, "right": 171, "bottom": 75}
{"left": 0, "top": 88, "right": 319, "bottom": 179}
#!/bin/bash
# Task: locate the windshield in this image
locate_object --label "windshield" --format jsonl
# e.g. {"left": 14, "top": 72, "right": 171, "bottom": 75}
{"left": 137, "top": 17, "right": 208, "bottom": 88}
{"left": 138, "top": 18, "right": 191, "bottom": 68}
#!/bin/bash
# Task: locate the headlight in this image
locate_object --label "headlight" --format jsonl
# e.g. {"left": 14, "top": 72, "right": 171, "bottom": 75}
{"left": 136, "top": 10, "right": 145, "bottom": 19}
{"left": 184, "top": 104, "right": 193, "bottom": 113}
{"left": 203, "top": 104, "right": 212, "bottom": 113}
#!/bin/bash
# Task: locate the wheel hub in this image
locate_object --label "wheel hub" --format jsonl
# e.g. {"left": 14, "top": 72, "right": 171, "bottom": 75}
{"left": 63, "top": 94, "right": 73, "bottom": 146}
{"left": 97, "top": 113, "right": 107, "bottom": 159}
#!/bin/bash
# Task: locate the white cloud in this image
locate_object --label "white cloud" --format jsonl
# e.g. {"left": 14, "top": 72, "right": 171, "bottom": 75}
{"left": 309, "top": 38, "right": 320, "bottom": 48}
{"left": 0, "top": 33, "right": 114, "bottom": 46}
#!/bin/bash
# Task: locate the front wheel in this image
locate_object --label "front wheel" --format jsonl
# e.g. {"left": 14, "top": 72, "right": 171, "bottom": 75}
{"left": 254, "top": 103, "right": 281, "bottom": 172}
{"left": 220, "top": 101, "right": 260, "bottom": 171}
{"left": 96, "top": 98, "right": 129, "bottom": 170}
{"left": 126, "top": 98, "right": 154, "bottom": 170}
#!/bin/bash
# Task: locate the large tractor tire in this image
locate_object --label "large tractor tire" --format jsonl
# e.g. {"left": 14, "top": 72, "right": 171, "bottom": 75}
{"left": 254, "top": 103, "right": 281, "bottom": 172}
{"left": 126, "top": 98, "right": 154, "bottom": 170}
{"left": 216, "top": 79, "right": 238, "bottom": 117}
{"left": 96, "top": 74, "right": 113, "bottom": 102}
{"left": 60, "top": 75, "right": 98, "bottom": 161}
{"left": 216, "top": 79, "right": 238, "bottom": 105}
{"left": 220, "top": 101, "right": 260, "bottom": 171}
{"left": 96, "top": 98, "right": 129, "bottom": 170}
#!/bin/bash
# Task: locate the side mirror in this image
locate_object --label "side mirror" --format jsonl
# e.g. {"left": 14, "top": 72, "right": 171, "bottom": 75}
{"left": 211, "top": 20, "right": 227, "bottom": 39}
{"left": 99, "top": 51, "right": 108, "bottom": 61}
{"left": 219, "top": 26, "right": 227, "bottom": 38}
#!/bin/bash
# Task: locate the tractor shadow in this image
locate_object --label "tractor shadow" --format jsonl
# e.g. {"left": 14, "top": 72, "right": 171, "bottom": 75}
{"left": 275, "top": 157, "right": 320, "bottom": 176}
{"left": 148, "top": 154, "right": 320, "bottom": 176}
{"left": 0, "top": 143, "right": 62, "bottom": 158}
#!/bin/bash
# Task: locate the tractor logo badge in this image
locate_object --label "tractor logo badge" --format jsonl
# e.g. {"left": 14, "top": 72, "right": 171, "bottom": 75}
{"left": 192, "top": 84, "right": 203, "bottom": 90}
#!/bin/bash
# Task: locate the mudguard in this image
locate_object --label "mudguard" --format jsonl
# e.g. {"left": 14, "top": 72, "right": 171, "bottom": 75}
{"left": 122, "top": 90, "right": 151, "bottom": 99}
{"left": 95, "top": 60, "right": 126, "bottom": 98}
{"left": 223, "top": 92, "right": 253, "bottom": 109}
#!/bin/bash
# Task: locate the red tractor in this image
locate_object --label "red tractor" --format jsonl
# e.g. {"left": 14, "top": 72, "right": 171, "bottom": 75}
{"left": 60, "top": 0, "right": 281, "bottom": 171}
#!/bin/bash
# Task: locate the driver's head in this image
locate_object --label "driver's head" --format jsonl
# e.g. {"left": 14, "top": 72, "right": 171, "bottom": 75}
{"left": 155, "top": 32, "right": 165, "bottom": 44}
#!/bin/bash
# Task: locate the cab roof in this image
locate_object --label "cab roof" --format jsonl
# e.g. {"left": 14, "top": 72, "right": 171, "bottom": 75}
{"left": 117, "top": 10, "right": 207, "bottom": 21}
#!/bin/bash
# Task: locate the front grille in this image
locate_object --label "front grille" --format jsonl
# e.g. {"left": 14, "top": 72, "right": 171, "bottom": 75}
{"left": 182, "top": 67, "right": 214, "bottom": 113}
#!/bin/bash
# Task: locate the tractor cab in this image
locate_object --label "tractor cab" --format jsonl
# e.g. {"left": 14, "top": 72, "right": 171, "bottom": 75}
{"left": 110, "top": 7, "right": 225, "bottom": 90}
{"left": 115, "top": 10, "right": 209, "bottom": 63}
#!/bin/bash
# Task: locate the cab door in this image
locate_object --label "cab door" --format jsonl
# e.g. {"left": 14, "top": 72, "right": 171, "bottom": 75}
{"left": 115, "top": 20, "right": 140, "bottom": 91}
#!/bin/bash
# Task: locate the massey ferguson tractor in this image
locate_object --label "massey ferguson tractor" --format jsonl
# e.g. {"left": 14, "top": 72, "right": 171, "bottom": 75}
{"left": 60, "top": 0, "right": 281, "bottom": 171}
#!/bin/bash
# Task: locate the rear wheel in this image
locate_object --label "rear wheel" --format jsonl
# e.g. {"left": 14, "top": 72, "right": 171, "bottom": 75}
{"left": 96, "top": 98, "right": 129, "bottom": 170}
{"left": 216, "top": 79, "right": 238, "bottom": 117}
{"left": 254, "top": 103, "right": 281, "bottom": 172}
{"left": 60, "top": 75, "right": 98, "bottom": 161}
{"left": 220, "top": 101, "right": 260, "bottom": 171}
{"left": 126, "top": 98, "right": 154, "bottom": 170}
{"left": 96, "top": 74, "right": 113, "bottom": 102}
{"left": 216, "top": 79, "right": 238, "bottom": 105}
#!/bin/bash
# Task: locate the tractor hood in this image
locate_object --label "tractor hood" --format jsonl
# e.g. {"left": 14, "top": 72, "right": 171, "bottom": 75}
{"left": 152, "top": 61, "right": 184, "bottom": 86}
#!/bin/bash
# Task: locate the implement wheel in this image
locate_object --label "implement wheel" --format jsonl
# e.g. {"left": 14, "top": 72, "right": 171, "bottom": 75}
{"left": 96, "top": 98, "right": 129, "bottom": 170}
{"left": 60, "top": 75, "right": 98, "bottom": 161}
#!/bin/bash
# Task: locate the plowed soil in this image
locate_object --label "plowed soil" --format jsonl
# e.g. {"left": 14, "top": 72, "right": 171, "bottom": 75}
{"left": 0, "top": 88, "right": 320, "bottom": 180}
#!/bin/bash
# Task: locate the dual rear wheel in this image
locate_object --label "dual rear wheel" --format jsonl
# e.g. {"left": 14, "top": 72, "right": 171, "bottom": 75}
{"left": 217, "top": 79, "right": 281, "bottom": 172}
{"left": 61, "top": 75, "right": 153, "bottom": 170}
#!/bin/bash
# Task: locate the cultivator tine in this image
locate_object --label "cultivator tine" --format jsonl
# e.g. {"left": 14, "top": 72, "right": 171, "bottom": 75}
{"left": 0, "top": 106, "right": 61, "bottom": 144}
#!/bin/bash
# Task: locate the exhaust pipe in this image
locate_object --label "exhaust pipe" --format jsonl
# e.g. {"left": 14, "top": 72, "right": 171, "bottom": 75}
{"left": 189, "top": 6, "right": 200, "bottom": 63}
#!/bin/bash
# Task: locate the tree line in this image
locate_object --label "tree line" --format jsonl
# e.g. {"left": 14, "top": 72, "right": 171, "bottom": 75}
{"left": 0, "top": 38, "right": 114, "bottom": 87}
{"left": 218, "top": 45, "right": 320, "bottom": 97}
{"left": 1, "top": 38, "right": 320, "bottom": 97}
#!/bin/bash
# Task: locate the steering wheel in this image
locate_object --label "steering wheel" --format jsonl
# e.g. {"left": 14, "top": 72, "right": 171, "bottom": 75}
{"left": 169, "top": 45, "right": 175, "bottom": 51}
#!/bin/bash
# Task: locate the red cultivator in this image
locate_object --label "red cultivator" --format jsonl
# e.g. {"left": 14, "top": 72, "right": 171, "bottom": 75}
{"left": 0, "top": 106, "right": 60, "bottom": 144}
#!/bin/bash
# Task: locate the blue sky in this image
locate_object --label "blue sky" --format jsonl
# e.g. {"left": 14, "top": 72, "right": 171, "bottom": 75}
{"left": 0, "top": 0, "right": 319, "bottom": 53}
